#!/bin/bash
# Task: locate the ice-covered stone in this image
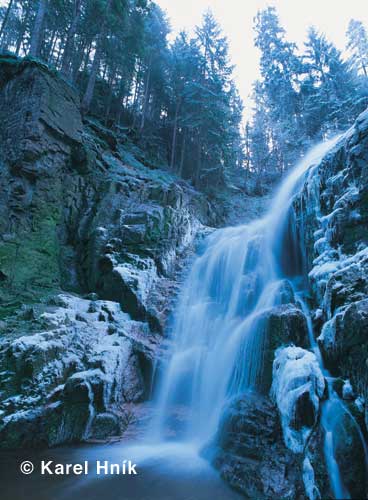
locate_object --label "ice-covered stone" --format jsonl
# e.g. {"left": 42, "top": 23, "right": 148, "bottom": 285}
{"left": 342, "top": 380, "right": 354, "bottom": 400}
{"left": 272, "top": 346, "right": 325, "bottom": 453}
{"left": 303, "top": 457, "right": 320, "bottom": 500}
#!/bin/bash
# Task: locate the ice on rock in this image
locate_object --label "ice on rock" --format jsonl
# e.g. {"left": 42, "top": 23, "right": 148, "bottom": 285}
{"left": 309, "top": 260, "right": 340, "bottom": 282}
{"left": 342, "top": 380, "right": 354, "bottom": 400}
{"left": 317, "top": 317, "right": 336, "bottom": 352}
{"left": 314, "top": 237, "right": 328, "bottom": 254}
{"left": 271, "top": 346, "right": 325, "bottom": 453}
{"left": 303, "top": 457, "right": 320, "bottom": 500}
{"left": 0, "top": 293, "right": 153, "bottom": 446}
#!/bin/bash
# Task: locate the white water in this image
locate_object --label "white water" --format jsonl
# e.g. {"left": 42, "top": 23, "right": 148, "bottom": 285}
{"left": 151, "top": 137, "right": 339, "bottom": 445}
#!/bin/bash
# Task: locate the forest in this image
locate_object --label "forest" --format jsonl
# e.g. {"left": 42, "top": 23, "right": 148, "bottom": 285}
{"left": 0, "top": 0, "right": 368, "bottom": 190}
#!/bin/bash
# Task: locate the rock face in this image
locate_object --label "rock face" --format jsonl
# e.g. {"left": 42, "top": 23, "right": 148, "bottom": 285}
{"left": 1, "top": 55, "right": 367, "bottom": 498}
{"left": 211, "top": 281, "right": 313, "bottom": 498}
{"left": 211, "top": 391, "right": 304, "bottom": 499}
{"left": 213, "top": 110, "right": 368, "bottom": 499}
{"left": 0, "top": 57, "right": 217, "bottom": 328}
{"left": 293, "top": 108, "right": 368, "bottom": 432}
{"left": 0, "top": 58, "right": 221, "bottom": 447}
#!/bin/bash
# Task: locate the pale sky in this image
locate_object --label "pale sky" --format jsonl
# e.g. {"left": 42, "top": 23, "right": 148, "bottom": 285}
{"left": 156, "top": 0, "right": 368, "bottom": 115}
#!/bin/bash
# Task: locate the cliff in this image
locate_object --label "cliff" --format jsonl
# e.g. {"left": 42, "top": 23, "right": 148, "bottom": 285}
{"left": 293, "top": 110, "right": 368, "bottom": 430}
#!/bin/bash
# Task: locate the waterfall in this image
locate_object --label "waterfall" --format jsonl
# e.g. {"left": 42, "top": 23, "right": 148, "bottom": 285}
{"left": 151, "top": 137, "right": 338, "bottom": 443}
{"left": 149, "top": 135, "right": 367, "bottom": 498}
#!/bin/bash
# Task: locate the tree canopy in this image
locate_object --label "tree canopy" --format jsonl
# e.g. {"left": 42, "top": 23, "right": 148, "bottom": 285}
{"left": 0, "top": 2, "right": 367, "bottom": 191}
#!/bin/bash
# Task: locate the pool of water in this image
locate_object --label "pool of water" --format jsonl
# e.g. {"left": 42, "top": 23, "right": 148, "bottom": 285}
{"left": 0, "top": 441, "right": 241, "bottom": 500}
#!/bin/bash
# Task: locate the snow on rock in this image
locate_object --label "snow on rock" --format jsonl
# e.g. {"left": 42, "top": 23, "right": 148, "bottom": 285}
{"left": 291, "top": 110, "right": 368, "bottom": 436}
{"left": 271, "top": 346, "right": 325, "bottom": 453}
{"left": 0, "top": 293, "right": 158, "bottom": 448}
{"left": 303, "top": 457, "right": 320, "bottom": 500}
{"left": 342, "top": 380, "right": 354, "bottom": 400}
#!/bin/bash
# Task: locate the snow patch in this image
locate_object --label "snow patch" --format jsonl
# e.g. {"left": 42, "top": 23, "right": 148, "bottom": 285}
{"left": 271, "top": 346, "right": 325, "bottom": 453}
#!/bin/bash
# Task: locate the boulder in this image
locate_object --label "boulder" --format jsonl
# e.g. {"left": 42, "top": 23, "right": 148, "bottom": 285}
{"left": 255, "top": 304, "right": 309, "bottom": 391}
{"left": 0, "top": 294, "right": 149, "bottom": 448}
{"left": 211, "top": 391, "right": 304, "bottom": 499}
{"left": 90, "top": 412, "right": 121, "bottom": 440}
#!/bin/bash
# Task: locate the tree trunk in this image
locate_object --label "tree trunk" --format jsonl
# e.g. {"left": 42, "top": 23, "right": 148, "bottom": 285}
{"left": 29, "top": 0, "right": 48, "bottom": 58}
{"left": 15, "top": 3, "right": 31, "bottom": 56}
{"left": 104, "top": 67, "right": 116, "bottom": 125}
{"left": 78, "top": 41, "right": 92, "bottom": 74}
{"left": 0, "top": 0, "right": 14, "bottom": 45}
{"left": 131, "top": 63, "right": 142, "bottom": 127}
{"left": 47, "top": 30, "right": 57, "bottom": 63}
{"left": 140, "top": 53, "right": 153, "bottom": 131}
{"left": 116, "top": 78, "right": 127, "bottom": 126}
{"left": 81, "top": 38, "right": 103, "bottom": 111}
{"left": 179, "top": 131, "right": 186, "bottom": 178}
{"left": 81, "top": 0, "right": 113, "bottom": 113}
{"left": 170, "top": 100, "right": 180, "bottom": 169}
{"left": 54, "top": 41, "right": 63, "bottom": 67}
{"left": 61, "top": 0, "right": 82, "bottom": 77}
{"left": 71, "top": 39, "right": 86, "bottom": 82}
{"left": 195, "top": 135, "right": 202, "bottom": 187}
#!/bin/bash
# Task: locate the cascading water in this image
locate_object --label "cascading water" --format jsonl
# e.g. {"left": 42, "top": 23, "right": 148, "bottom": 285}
{"left": 151, "top": 138, "right": 339, "bottom": 443}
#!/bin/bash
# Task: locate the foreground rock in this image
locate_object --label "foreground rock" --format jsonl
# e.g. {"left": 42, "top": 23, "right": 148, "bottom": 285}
{"left": 211, "top": 391, "right": 304, "bottom": 499}
{"left": 0, "top": 294, "right": 159, "bottom": 447}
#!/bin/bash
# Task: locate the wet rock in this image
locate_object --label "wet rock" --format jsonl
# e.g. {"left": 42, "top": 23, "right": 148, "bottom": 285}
{"left": 256, "top": 304, "right": 309, "bottom": 391}
{"left": 0, "top": 59, "right": 222, "bottom": 447}
{"left": 318, "top": 299, "right": 368, "bottom": 412}
{"left": 275, "top": 279, "right": 296, "bottom": 305}
{"left": 292, "top": 108, "right": 368, "bottom": 437}
{"left": 211, "top": 391, "right": 304, "bottom": 499}
{"left": 332, "top": 407, "right": 368, "bottom": 499}
{"left": 89, "top": 412, "right": 121, "bottom": 440}
{"left": 0, "top": 294, "right": 149, "bottom": 448}
{"left": 342, "top": 380, "right": 354, "bottom": 400}
{"left": 0, "top": 58, "right": 217, "bottom": 323}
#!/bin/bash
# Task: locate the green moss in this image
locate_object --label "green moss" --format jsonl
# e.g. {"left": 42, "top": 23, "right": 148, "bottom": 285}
{"left": 0, "top": 204, "right": 62, "bottom": 318}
